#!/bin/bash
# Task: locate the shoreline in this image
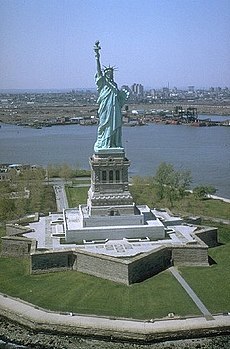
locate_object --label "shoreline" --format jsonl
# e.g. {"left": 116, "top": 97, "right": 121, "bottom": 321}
{"left": 1, "top": 113, "right": 230, "bottom": 129}
{"left": 1, "top": 317, "right": 230, "bottom": 349}
{"left": 0, "top": 107, "right": 230, "bottom": 128}
{"left": 0, "top": 293, "right": 230, "bottom": 348}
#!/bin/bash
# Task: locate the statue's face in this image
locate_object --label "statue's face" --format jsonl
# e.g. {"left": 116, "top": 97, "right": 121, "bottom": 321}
{"left": 105, "top": 70, "right": 113, "bottom": 81}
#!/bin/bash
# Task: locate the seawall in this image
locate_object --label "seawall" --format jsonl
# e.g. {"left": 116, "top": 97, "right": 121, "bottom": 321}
{"left": 0, "top": 293, "right": 230, "bottom": 345}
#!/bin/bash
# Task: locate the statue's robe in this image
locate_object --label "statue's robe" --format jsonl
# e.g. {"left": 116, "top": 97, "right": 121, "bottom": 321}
{"left": 94, "top": 74, "right": 128, "bottom": 152}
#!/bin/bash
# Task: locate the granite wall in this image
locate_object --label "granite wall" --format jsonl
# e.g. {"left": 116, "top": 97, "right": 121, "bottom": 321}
{"left": 31, "top": 250, "right": 75, "bottom": 274}
{"left": 195, "top": 227, "right": 218, "bottom": 247}
{"left": 1, "top": 236, "right": 35, "bottom": 257}
{"left": 128, "top": 247, "right": 172, "bottom": 283}
{"left": 172, "top": 245, "right": 209, "bottom": 266}
{"left": 76, "top": 250, "right": 129, "bottom": 284}
{"left": 6, "top": 223, "right": 31, "bottom": 236}
{"left": 30, "top": 247, "right": 172, "bottom": 285}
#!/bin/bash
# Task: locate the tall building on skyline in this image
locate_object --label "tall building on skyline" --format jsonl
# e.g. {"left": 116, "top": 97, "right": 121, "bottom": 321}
{"left": 131, "top": 83, "right": 144, "bottom": 97}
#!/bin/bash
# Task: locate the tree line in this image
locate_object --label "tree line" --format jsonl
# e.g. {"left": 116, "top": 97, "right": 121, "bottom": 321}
{"left": 130, "top": 162, "right": 216, "bottom": 209}
{"left": 0, "top": 162, "right": 217, "bottom": 222}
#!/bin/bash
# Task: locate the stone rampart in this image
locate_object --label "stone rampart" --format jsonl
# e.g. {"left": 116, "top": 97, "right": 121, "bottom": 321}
{"left": 29, "top": 233, "right": 211, "bottom": 284}
{"left": 70, "top": 247, "right": 172, "bottom": 285}
{"left": 2, "top": 227, "right": 214, "bottom": 284}
{"left": 172, "top": 245, "right": 209, "bottom": 266}
{"left": 128, "top": 246, "right": 172, "bottom": 283}
{"left": 1, "top": 236, "right": 35, "bottom": 257}
{"left": 6, "top": 223, "right": 31, "bottom": 236}
{"left": 195, "top": 226, "right": 218, "bottom": 247}
{"left": 30, "top": 250, "right": 75, "bottom": 274}
{"left": 30, "top": 246, "right": 172, "bottom": 285}
{"left": 76, "top": 250, "right": 129, "bottom": 284}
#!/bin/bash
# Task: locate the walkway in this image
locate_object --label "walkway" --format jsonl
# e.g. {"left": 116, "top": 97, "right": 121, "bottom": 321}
{"left": 169, "top": 267, "right": 214, "bottom": 321}
{"left": 53, "top": 184, "right": 69, "bottom": 211}
{"left": 207, "top": 194, "right": 230, "bottom": 204}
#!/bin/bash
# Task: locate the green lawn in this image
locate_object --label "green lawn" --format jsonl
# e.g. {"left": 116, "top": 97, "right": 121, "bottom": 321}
{"left": 0, "top": 226, "right": 5, "bottom": 240}
{"left": 173, "top": 197, "right": 230, "bottom": 220}
{"left": 179, "top": 223, "right": 230, "bottom": 314}
{"left": 130, "top": 178, "right": 230, "bottom": 220}
{"left": 65, "top": 186, "right": 89, "bottom": 207}
{"left": 71, "top": 179, "right": 91, "bottom": 185}
{"left": 0, "top": 256, "right": 199, "bottom": 319}
{"left": 199, "top": 199, "right": 230, "bottom": 219}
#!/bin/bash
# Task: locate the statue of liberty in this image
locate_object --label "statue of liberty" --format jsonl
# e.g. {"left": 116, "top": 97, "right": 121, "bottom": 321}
{"left": 93, "top": 41, "right": 129, "bottom": 152}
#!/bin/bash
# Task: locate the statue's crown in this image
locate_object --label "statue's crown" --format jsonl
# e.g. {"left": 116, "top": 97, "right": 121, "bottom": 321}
{"left": 103, "top": 65, "right": 117, "bottom": 73}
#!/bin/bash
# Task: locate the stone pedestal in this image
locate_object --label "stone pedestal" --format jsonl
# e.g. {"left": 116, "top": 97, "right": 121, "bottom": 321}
{"left": 87, "top": 148, "right": 134, "bottom": 216}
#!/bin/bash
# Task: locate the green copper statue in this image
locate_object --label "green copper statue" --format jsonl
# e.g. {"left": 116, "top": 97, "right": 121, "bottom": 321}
{"left": 93, "top": 41, "right": 129, "bottom": 152}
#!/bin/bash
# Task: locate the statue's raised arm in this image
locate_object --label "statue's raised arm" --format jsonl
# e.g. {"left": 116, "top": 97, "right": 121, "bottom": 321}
{"left": 94, "top": 41, "right": 102, "bottom": 77}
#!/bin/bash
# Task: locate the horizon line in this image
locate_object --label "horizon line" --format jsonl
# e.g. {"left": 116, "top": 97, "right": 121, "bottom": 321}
{"left": 1, "top": 85, "right": 230, "bottom": 93}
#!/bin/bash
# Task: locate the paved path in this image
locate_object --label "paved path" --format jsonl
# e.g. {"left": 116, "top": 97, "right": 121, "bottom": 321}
{"left": 0, "top": 293, "right": 229, "bottom": 342}
{"left": 53, "top": 184, "right": 69, "bottom": 211}
{"left": 44, "top": 215, "right": 53, "bottom": 248}
{"left": 169, "top": 267, "right": 214, "bottom": 321}
{"left": 207, "top": 194, "right": 230, "bottom": 204}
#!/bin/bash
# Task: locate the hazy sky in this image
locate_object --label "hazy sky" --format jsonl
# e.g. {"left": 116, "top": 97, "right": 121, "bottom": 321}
{"left": 0, "top": 0, "right": 229, "bottom": 90}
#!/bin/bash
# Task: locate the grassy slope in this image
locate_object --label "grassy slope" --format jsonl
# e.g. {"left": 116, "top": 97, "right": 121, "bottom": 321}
{"left": 173, "top": 197, "right": 230, "bottom": 220}
{"left": 0, "top": 256, "right": 199, "bottom": 319}
{"left": 179, "top": 223, "right": 230, "bottom": 314}
{"left": 65, "top": 186, "right": 89, "bottom": 207}
{"left": 130, "top": 178, "right": 230, "bottom": 220}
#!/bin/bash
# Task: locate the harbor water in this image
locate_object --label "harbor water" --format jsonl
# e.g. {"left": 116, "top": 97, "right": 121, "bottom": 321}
{"left": 0, "top": 118, "right": 229, "bottom": 198}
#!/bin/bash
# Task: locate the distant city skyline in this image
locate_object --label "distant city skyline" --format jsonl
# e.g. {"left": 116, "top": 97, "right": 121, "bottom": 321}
{"left": 0, "top": 0, "right": 229, "bottom": 90}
